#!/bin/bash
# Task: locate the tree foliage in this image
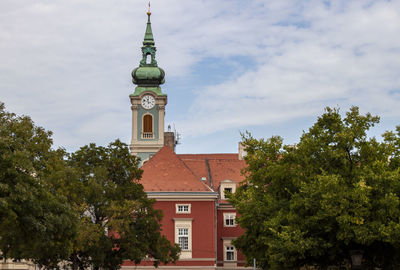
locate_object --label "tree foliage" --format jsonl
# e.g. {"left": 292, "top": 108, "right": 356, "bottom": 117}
{"left": 0, "top": 103, "right": 77, "bottom": 267}
{"left": 230, "top": 107, "right": 400, "bottom": 269}
{"left": 53, "top": 140, "right": 180, "bottom": 270}
{"left": 1, "top": 103, "right": 179, "bottom": 269}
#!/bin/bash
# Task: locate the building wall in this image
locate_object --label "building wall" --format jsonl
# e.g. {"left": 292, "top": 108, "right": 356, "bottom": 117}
{"left": 0, "top": 261, "right": 35, "bottom": 270}
{"left": 125, "top": 199, "right": 217, "bottom": 269}
{"left": 154, "top": 200, "right": 216, "bottom": 260}
{"left": 137, "top": 152, "right": 154, "bottom": 163}
{"left": 217, "top": 208, "right": 246, "bottom": 267}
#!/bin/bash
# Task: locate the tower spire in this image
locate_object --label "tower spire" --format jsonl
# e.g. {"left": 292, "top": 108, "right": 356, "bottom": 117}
{"left": 131, "top": 3, "right": 165, "bottom": 93}
{"left": 143, "top": 1, "right": 154, "bottom": 46}
{"left": 129, "top": 1, "right": 168, "bottom": 161}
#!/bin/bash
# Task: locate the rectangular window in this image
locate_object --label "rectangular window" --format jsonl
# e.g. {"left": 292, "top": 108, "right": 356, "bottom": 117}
{"left": 143, "top": 114, "right": 153, "bottom": 133}
{"left": 224, "top": 213, "right": 236, "bottom": 227}
{"left": 178, "top": 205, "right": 189, "bottom": 212}
{"left": 174, "top": 219, "right": 192, "bottom": 258}
{"left": 226, "top": 246, "right": 235, "bottom": 261}
{"left": 176, "top": 204, "right": 191, "bottom": 214}
{"left": 178, "top": 228, "right": 189, "bottom": 250}
{"left": 223, "top": 239, "right": 237, "bottom": 266}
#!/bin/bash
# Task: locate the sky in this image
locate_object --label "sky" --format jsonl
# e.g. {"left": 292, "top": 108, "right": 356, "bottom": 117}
{"left": 1, "top": 0, "right": 400, "bottom": 154}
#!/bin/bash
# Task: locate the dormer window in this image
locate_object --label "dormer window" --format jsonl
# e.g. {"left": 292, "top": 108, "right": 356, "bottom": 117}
{"left": 220, "top": 180, "right": 236, "bottom": 200}
{"left": 224, "top": 187, "right": 232, "bottom": 194}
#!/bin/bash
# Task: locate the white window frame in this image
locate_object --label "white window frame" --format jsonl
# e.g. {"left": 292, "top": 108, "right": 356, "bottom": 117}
{"left": 174, "top": 219, "right": 192, "bottom": 259}
{"left": 220, "top": 180, "right": 236, "bottom": 200}
{"left": 175, "top": 204, "right": 191, "bottom": 214}
{"left": 177, "top": 228, "right": 189, "bottom": 250}
{"left": 223, "top": 213, "right": 236, "bottom": 227}
{"left": 226, "top": 245, "right": 235, "bottom": 261}
{"left": 223, "top": 239, "right": 237, "bottom": 266}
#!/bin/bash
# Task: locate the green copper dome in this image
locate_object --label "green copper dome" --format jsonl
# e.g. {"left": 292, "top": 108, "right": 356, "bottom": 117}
{"left": 131, "top": 12, "right": 165, "bottom": 94}
{"left": 132, "top": 66, "right": 165, "bottom": 86}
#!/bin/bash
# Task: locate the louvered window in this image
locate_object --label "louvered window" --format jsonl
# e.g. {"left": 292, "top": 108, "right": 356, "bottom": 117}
{"left": 143, "top": 114, "right": 153, "bottom": 133}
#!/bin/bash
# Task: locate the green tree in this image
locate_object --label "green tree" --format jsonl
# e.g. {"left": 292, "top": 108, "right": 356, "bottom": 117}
{"left": 0, "top": 103, "right": 77, "bottom": 267}
{"left": 230, "top": 107, "right": 400, "bottom": 269}
{"left": 56, "top": 140, "right": 179, "bottom": 270}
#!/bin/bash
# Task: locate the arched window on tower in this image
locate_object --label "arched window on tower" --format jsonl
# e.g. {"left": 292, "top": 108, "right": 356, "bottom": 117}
{"left": 142, "top": 114, "right": 153, "bottom": 139}
{"left": 146, "top": 54, "right": 151, "bottom": 64}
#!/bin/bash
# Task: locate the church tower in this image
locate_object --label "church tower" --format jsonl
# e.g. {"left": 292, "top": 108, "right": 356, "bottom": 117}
{"left": 129, "top": 9, "right": 170, "bottom": 162}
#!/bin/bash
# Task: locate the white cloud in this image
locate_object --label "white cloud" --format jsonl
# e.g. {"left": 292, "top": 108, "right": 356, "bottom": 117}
{"left": 0, "top": 0, "right": 399, "bottom": 152}
{"left": 176, "top": 0, "right": 400, "bottom": 137}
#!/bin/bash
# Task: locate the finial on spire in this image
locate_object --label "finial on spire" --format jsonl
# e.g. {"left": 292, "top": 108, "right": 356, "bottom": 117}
{"left": 147, "top": 0, "right": 151, "bottom": 16}
{"left": 142, "top": 0, "right": 155, "bottom": 46}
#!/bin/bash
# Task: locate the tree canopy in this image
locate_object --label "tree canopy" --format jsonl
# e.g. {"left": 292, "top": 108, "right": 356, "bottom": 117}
{"left": 230, "top": 107, "right": 400, "bottom": 269}
{"left": 0, "top": 103, "right": 77, "bottom": 267}
{"left": 0, "top": 103, "right": 179, "bottom": 269}
{"left": 54, "top": 140, "right": 180, "bottom": 270}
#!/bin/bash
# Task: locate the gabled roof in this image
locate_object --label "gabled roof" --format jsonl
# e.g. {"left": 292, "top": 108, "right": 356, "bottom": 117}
{"left": 139, "top": 146, "right": 212, "bottom": 192}
{"left": 139, "top": 147, "right": 247, "bottom": 198}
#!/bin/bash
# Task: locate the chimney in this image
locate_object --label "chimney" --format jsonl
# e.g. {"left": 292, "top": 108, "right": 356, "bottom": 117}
{"left": 238, "top": 142, "right": 247, "bottom": 160}
{"left": 164, "top": 131, "right": 175, "bottom": 152}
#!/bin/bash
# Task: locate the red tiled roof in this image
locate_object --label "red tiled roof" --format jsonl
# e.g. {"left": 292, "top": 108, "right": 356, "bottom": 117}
{"left": 179, "top": 159, "right": 209, "bottom": 182}
{"left": 207, "top": 159, "right": 246, "bottom": 190}
{"left": 179, "top": 153, "right": 246, "bottom": 189}
{"left": 140, "top": 146, "right": 211, "bottom": 192}
{"left": 139, "top": 148, "right": 247, "bottom": 195}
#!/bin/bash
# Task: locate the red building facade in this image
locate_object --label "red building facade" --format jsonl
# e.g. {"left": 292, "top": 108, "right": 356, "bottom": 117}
{"left": 122, "top": 147, "right": 249, "bottom": 270}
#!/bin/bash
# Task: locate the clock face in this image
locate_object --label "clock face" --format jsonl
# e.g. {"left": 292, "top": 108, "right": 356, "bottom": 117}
{"left": 141, "top": 95, "right": 155, "bottom": 109}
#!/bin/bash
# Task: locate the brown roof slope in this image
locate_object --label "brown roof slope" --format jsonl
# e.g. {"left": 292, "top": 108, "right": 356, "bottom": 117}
{"left": 179, "top": 154, "right": 246, "bottom": 190}
{"left": 140, "top": 146, "right": 211, "bottom": 192}
{"left": 179, "top": 159, "right": 208, "bottom": 182}
{"left": 208, "top": 159, "right": 246, "bottom": 190}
